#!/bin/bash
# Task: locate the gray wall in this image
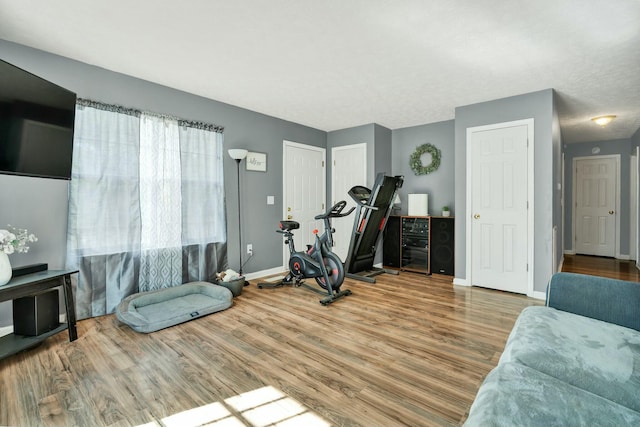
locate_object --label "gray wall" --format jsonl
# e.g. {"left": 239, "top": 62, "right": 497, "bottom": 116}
{"left": 552, "top": 95, "right": 563, "bottom": 272}
{"left": 391, "top": 120, "right": 455, "bottom": 216}
{"left": 454, "top": 89, "right": 558, "bottom": 293}
{"left": 633, "top": 127, "right": 640, "bottom": 265}
{"left": 563, "top": 138, "right": 633, "bottom": 256}
{"left": 633, "top": 127, "right": 640, "bottom": 148}
{"left": 1, "top": 39, "right": 583, "bottom": 328}
{"left": 373, "top": 124, "right": 392, "bottom": 180}
{"left": 0, "top": 40, "right": 325, "bottom": 326}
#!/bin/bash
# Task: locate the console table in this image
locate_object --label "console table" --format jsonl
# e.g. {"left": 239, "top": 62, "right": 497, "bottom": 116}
{"left": 383, "top": 216, "right": 455, "bottom": 276}
{"left": 0, "top": 269, "right": 78, "bottom": 360}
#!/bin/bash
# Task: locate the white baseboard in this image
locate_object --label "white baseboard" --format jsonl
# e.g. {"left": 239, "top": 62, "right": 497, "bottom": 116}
{"left": 453, "top": 277, "right": 544, "bottom": 300}
{"left": 532, "top": 291, "right": 546, "bottom": 301}
{"left": 0, "top": 325, "right": 13, "bottom": 338}
{"left": 563, "top": 249, "right": 631, "bottom": 261}
{"left": 244, "top": 266, "right": 287, "bottom": 281}
{"left": 453, "top": 277, "right": 469, "bottom": 286}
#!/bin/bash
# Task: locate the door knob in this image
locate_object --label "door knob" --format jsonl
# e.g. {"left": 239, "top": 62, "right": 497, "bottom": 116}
{"left": 287, "top": 215, "right": 293, "bottom": 220}
{"left": 473, "top": 213, "right": 480, "bottom": 219}
{"left": 609, "top": 210, "right": 614, "bottom": 215}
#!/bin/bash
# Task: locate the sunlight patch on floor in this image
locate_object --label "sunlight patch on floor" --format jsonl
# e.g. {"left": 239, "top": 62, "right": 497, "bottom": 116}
{"left": 162, "top": 402, "right": 235, "bottom": 427}
{"left": 136, "top": 385, "right": 331, "bottom": 427}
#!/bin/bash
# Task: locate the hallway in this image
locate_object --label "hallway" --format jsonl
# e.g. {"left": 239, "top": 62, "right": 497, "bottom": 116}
{"left": 562, "top": 255, "right": 640, "bottom": 282}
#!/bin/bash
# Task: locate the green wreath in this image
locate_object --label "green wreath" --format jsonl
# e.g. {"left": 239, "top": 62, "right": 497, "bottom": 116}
{"left": 410, "top": 143, "right": 441, "bottom": 175}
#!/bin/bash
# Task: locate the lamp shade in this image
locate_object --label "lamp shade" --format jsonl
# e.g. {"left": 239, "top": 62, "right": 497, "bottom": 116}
{"left": 228, "top": 149, "right": 248, "bottom": 160}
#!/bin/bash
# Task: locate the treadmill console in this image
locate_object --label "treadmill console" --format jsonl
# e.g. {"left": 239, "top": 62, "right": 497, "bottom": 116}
{"left": 348, "top": 185, "right": 371, "bottom": 205}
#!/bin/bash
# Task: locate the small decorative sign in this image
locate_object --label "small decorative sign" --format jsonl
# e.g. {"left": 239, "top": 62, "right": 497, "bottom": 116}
{"left": 246, "top": 152, "right": 267, "bottom": 172}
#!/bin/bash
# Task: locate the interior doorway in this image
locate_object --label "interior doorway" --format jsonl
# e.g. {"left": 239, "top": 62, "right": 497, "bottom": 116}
{"left": 466, "top": 119, "right": 534, "bottom": 295}
{"left": 282, "top": 141, "right": 326, "bottom": 268}
{"left": 331, "top": 143, "right": 366, "bottom": 260}
{"left": 572, "top": 155, "right": 620, "bottom": 258}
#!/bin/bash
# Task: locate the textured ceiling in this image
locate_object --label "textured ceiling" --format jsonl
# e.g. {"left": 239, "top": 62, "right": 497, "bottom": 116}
{"left": 1, "top": 0, "right": 639, "bottom": 143}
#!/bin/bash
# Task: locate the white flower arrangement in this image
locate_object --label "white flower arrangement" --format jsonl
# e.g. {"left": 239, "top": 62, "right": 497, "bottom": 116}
{"left": 0, "top": 226, "right": 38, "bottom": 255}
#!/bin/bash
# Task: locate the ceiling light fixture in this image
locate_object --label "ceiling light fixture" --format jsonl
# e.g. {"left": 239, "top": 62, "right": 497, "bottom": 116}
{"left": 591, "top": 115, "right": 616, "bottom": 127}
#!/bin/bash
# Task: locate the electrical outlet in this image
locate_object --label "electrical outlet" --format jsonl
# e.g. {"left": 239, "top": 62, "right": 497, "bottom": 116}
{"left": 247, "top": 244, "right": 253, "bottom": 255}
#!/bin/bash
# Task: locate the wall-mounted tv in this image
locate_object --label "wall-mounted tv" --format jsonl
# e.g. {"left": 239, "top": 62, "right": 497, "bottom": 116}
{"left": 0, "top": 59, "right": 76, "bottom": 180}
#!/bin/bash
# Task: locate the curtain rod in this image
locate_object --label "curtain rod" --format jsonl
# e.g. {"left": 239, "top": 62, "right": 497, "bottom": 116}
{"left": 76, "top": 98, "right": 224, "bottom": 133}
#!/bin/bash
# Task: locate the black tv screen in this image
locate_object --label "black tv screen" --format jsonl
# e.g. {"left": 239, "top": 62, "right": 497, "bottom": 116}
{"left": 0, "top": 59, "right": 76, "bottom": 180}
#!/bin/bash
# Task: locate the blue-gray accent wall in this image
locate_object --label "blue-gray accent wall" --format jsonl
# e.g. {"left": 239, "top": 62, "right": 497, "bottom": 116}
{"left": 454, "top": 89, "right": 562, "bottom": 294}
{"left": 391, "top": 120, "right": 455, "bottom": 216}
{"left": 0, "top": 39, "right": 326, "bottom": 326}
{"left": 3, "top": 38, "right": 636, "bottom": 330}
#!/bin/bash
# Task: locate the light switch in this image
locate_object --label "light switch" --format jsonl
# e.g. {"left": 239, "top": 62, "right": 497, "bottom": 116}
{"left": 267, "top": 196, "right": 275, "bottom": 205}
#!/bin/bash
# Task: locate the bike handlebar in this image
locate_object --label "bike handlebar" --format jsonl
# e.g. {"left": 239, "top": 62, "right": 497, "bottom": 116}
{"left": 314, "top": 200, "right": 354, "bottom": 220}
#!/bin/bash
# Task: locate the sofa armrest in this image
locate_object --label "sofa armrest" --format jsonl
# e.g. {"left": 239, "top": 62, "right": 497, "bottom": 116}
{"left": 546, "top": 272, "right": 640, "bottom": 331}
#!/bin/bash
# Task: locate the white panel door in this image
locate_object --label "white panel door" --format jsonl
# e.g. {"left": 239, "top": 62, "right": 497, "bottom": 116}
{"left": 283, "top": 141, "right": 326, "bottom": 262}
{"left": 470, "top": 124, "right": 529, "bottom": 294}
{"left": 331, "top": 143, "right": 366, "bottom": 260}
{"left": 574, "top": 157, "right": 617, "bottom": 257}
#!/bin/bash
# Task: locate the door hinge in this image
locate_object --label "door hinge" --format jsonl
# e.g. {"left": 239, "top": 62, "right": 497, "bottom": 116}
{"left": 322, "top": 203, "right": 325, "bottom": 210}
{"left": 322, "top": 160, "right": 325, "bottom": 167}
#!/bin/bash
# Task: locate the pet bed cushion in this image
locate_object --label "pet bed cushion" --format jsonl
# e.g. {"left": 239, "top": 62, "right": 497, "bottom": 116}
{"left": 116, "top": 281, "right": 232, "bottom": 333}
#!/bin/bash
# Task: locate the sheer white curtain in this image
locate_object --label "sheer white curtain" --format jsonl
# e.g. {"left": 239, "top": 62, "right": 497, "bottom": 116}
{"left": 139, "top": 114, "right": 182, "bottom": 291}
{"left": 66, "top": 104, "right": 141, "bottom": 319}
{"left": 67, "top": 101, "right": 227, "bottom": 318}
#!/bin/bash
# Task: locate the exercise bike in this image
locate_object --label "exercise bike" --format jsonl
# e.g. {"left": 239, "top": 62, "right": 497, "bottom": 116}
{"left": 258, "top": 200, "right": 354, "bottom": 305}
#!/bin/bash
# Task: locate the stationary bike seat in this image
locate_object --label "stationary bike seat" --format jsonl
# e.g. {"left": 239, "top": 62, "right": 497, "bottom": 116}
{"left": 279, "top": 220, "right": 300, "bottom": 231}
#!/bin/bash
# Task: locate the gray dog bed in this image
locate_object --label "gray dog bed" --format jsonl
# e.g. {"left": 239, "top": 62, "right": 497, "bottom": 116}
{"left": 116, "top": 281, "right": 233, "bottom": 333}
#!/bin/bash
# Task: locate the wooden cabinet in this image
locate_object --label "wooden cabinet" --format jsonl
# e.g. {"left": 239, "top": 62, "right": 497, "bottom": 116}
{"left": 383, "top": 216, "right": 454, "bottom": 276}
{"left": 400, "top": 216, "right": 430, "bottom": 274}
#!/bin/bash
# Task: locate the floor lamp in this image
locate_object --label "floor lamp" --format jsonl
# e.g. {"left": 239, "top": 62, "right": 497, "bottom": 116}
{"left": 228, "top": 148, "right": 248, "bottom": 283}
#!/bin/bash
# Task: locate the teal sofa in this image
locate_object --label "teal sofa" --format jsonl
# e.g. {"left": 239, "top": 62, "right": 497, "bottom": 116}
{"left": 464, "top": 272, "right": 640, "bottom": 426}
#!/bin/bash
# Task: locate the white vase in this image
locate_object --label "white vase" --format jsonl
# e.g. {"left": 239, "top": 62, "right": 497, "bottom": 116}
{"left": 0, "top": 252, "right": 11, "bottom": 285}
{"left": 442, "top": 210, "right": 451, "bottom": 217}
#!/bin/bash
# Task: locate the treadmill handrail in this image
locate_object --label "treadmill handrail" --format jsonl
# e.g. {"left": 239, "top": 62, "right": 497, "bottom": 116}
{"left": 347, "top": 185, "right": 379, "bottom": 210}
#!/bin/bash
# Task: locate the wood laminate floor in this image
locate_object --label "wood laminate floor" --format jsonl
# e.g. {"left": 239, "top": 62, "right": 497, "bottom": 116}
{"left": 1, "top": 255, "right": 634, "bottom": 427}
{"left": 562, "top": 254, "right": 640, "bottom": 282}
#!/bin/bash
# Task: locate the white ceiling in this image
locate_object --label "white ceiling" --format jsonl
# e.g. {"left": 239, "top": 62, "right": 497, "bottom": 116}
{"left": 1, "top": 0, "right": 639, "bottom": 143}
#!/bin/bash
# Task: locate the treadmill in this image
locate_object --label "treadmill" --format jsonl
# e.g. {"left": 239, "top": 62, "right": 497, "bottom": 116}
{"left": 343, "top": 173, "right": 403, "bottom": 283}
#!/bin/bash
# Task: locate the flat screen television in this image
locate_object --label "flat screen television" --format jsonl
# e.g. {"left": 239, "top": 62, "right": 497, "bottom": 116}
{"left": 0, "top": 58, "right": 76, "bottom": 180}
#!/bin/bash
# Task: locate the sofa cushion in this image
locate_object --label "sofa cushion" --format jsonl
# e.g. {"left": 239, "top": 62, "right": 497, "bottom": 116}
{"left": 116, "top": 281, "right": 233, "bottom": 333}
{"left": 547, "top": 272, "right": 640, "bottom": 331}
{"left": 463, "top": 362, "right": 640, "bottom": 427}
{"left": 500, "top": 306, "right": 640, "bottom": 412}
